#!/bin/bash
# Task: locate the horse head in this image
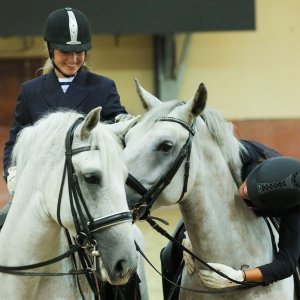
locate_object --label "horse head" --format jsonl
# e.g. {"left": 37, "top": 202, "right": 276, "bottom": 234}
{"left": 9, "top": 107, "right": 137, "bottom": 288}
{"left": 123, "top": 80, "right": 208, "bottom": 210}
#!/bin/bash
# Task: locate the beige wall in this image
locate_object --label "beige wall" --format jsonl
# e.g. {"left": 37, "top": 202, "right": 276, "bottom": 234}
{"left": 180, "top": 0, "right": 300, "bottom": 120}
{"left": 90, "top": 35, "right": 152, "bottom": 115}
{"left": 0, "top": 0, "right": 299, "bottom": 120}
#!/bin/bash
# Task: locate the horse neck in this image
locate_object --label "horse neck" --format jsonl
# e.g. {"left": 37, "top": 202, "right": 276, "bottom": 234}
{"left": 0, "top": 194, "right": 65, "bottom": 267}
{"left": 0, "top": 194, "right": 90, "bottom": 298}
{"left": 179, "top": 146, "right": 272, "bottom": 266}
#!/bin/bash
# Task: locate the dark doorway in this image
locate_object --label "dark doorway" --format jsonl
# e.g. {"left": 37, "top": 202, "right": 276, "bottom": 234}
{"left": 0, "top": 58, "right": 44, "bottom": 126}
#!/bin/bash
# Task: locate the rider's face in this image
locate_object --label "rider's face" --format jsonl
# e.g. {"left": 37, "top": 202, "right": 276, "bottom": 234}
{"left": 53, "top": 49, "right": 85, "bottom": 77}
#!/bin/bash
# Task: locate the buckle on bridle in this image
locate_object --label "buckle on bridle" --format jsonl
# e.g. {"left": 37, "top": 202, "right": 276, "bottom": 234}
{"left": 132, "top": 204, "right": 150, "bottom": 221}
{"left": 75, "top": 232, "right": 95, "bottom": 249}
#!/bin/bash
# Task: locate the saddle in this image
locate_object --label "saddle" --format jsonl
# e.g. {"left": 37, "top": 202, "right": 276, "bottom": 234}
{"left": 160, "top": 220, "right": 185, "bottom": 300}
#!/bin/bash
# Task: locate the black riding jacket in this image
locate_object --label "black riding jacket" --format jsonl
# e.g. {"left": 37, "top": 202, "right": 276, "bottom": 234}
{"left": 240, "top": 140, "right": 300, "bottom": 284}
{"left": 3, "top": 69, "right": 127, "bottom": 179}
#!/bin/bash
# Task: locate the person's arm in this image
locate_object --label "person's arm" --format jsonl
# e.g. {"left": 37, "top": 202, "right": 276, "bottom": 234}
{"left": 244, "top": 268, "right": 264, "bottom": 282}
{"left": 3, "top": 85, "right": 31, "bottom": 180}
{"left": 198, "top": 209, "right": 300, "bottom": 288}
{"left": 257, "top": 208, "right": 300, "bottom": 284}
{"left": 198, "top": 263, "right": 264, "bottom": 289}
{"left": 101, "top": 80, "right": 128, "bottom": 121}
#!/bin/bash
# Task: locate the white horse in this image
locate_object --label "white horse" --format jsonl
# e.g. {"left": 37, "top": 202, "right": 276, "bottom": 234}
{"left": 123, "top": 81, "right": 295, "bottom": 299}
{"left": 0, "top": 108, "right": 138, "bottom": 299}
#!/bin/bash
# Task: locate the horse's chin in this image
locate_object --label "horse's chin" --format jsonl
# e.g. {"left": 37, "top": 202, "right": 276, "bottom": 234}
{"left": 107, "top": 274, "right": 132, "bottom": 285}
{"left": 96, "top": 256, "right": 110, "bottom": 282}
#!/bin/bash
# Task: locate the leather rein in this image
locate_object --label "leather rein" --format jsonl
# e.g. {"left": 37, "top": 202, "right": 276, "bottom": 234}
{"left": 0, "top": 117, "right": 133, "bottom": 296}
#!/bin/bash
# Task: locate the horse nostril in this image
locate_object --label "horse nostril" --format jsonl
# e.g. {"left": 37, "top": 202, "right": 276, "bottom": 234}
{"left": 115, "top": 260, "right": 127, "bottom": 278}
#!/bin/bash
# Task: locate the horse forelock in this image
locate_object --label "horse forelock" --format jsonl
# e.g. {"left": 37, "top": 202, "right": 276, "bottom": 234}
{"left": 135, "top": 100, "right": 185, "bottom": 134}
{"left": 91, "top": 124, "right": 125, "bottom": 175}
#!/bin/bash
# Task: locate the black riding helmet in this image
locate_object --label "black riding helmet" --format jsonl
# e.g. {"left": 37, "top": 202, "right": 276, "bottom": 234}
{"left": 44, "top": 7, "right": 92, "bottom": 53}
{"left": 246, "top": 157, "right": 300, "bottom": 210}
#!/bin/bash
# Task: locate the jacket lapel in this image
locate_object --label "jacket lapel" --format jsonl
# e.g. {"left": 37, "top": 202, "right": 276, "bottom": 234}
{"left": 41, "top": 71, "right": 65, "bottom": 108}
{"left": 59, "top": 70, "right": 90, "bottom": 108}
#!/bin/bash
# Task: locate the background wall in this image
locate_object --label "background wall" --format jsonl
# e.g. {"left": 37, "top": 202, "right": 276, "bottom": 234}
{"left": 179, "top": 0, "right": 300, "bottom": 120}
{"left": 0, "top": 1, "right": 299, "bottom": 118}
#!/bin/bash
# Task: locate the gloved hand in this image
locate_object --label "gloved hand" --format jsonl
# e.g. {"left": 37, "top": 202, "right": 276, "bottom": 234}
{"left": 198, "top": 262, "right": 245, "bottom": 289}
{"left": 182, "top": 231, "right": 195, "bottom": 274}
{"left": 7, "top": 166, "right": 17, "bottom": 195}
{"left": 114, "top": 113, "right": 135, "bottom": 123}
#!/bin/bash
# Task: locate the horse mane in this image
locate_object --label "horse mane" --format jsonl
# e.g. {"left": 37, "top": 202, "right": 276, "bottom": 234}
{"left": 12, "top": 109, "right": 123, "bottom": 185}
{"left": 201, "top": 107, "right": 246, "bottom": 186}
{"left": 12, "top": 109, "right": 80, "bottom": 173}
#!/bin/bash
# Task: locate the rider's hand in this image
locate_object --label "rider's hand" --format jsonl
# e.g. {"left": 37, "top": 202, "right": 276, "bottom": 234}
{"left": 182, "top": 231, "right": 195, "bottom": 274}
{"left": 114, "top": 113, "right": 135, "bottom": 122}
{"left": 198, "top": 262, "right": 245, "bottom": 289}
{"left": 7, "top": 166, "right": 17, "bottom": 195}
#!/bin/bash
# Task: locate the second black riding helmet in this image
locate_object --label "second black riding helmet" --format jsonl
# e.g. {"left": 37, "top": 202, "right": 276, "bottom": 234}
{"left": 246, "top": 156, "right": 300, "bottom": 210}
{"left": 44, "top": 7, "right": 92, "bottom": 52}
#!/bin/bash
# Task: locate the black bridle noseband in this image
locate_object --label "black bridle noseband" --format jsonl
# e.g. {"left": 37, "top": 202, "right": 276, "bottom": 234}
{"left": 126, "top": 117, "right": 196, "bottom": 220}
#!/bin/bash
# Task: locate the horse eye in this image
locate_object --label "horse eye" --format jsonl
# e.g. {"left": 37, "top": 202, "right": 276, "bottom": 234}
{"left": 157, "top": 141, "right": 173, "bottom": 152}
{"left": 84, "top": 175, "right": 100, "bottom": 185}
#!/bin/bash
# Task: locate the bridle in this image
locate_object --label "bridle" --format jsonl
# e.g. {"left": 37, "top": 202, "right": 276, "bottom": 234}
{"left": 0, "top": 117, "right": 133, "bottom": 298}
{"left": 57, "top": 117, "right": 133, "bottom": 246}
{"left": 126, "top": 116, "right": 196, "bottom": 220}
{"left": 125, "top": 116, "right": 262, "bottom": 294}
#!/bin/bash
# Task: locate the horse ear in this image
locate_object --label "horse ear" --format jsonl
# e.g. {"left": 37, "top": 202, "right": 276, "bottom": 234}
{"left": 108, "top": 116, "right": 141, "bottom": 144}
{"left": 80, "top": 107, "right": 102, "bottom": 140}
{"left": 189, "top": 83, "right": 207, "bottom": 116}
{"left": 134, "top": 78, "right": 161, "bottom": 110}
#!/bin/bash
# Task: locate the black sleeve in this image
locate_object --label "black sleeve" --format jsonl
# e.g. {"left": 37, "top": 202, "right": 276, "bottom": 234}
{"left": 258, "top": 206, "right": 300, "bottom": 284}
{"left": 3, "top": 85, "right": 32, "bottom": 179}
{"left": 239, "top": 139, "right": 282, "bottom": 181}
{"left": 100, "top": 80, "right": 127, "bottom": 122}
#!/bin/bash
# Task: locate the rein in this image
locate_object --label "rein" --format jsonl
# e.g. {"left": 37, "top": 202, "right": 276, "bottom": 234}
{"left": 0, "top": 245, "right": 82, "bottom": 276}
{"left": 144, "top": 217, "right": 261, "bottom": 292}
{"left": 136, "top": 239, "right": 259, "bottom": 296}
